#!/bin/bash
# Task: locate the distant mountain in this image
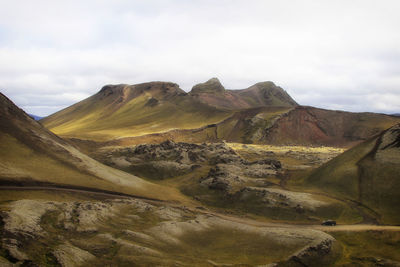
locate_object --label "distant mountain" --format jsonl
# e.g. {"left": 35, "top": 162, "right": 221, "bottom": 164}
{"left": 41, "top": 79, "right": 400, "bottom": 147}
{"left": 28, "top": 113, "right": 43, "bottom": 120}
{"left": 306, "top": 123, "right": 400, "bottom": 224}
{"left": 0, "top": 92, "right": 181, "bottom": 201}
{"left": 392, "top": 113, "right": 400, "bottom": 117}
{"left": 41, "top": 79, "right": 298, "bottom": 141}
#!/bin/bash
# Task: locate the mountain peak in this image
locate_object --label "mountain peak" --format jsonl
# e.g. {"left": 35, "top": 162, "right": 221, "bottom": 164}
{"left": 96, "top": 82, "right": 186, "bottom": 102}
{"left": 243, "top": 81, "right": 298, "bottom": 107}
{"left": 190, "top": 77, "right": 225, "bottom": 94}
{"left": 99, "top": 82, "right": 183, "bottom": 94}
{"left": 255, "top": 81, "right": 276, "bottom": 87}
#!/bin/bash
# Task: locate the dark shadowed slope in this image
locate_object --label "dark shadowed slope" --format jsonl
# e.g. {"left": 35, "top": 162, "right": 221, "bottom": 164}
{"left": 0, "top": 92, "right": 185, "bottom": 201}
{"left": 306, "top": 123, "right": 400, "bottom": 224}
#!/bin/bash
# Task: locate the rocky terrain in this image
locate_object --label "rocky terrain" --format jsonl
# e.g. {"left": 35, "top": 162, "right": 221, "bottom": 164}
{"left": 95, "top": 141, "right": 244, "bottom": 179}
{"left": 0, "top": 196, "right": 340, "bottom": 266}
{"left": 93, "top": 140, "right": 281, "bottom": 181}
{"left": 91, "top": 140, "right": 359, "bottom": 223}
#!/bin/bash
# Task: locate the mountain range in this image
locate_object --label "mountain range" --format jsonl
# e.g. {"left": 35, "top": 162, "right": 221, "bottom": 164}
{"left": 41, "top": 78, "right": 400, "bottom": 147}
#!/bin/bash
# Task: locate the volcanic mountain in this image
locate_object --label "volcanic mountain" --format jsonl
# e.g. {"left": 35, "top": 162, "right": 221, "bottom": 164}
{"left": 306, "top": 123, "right": 400, "bottom": 224}
{"left": 41, "top": 78, "right": 400, "bottom": 147}
{"left": 41, "top": 78, "right": 297, "bottom": 141}
{"left": 0, "top": 92, "right": 182, "bottom": 200}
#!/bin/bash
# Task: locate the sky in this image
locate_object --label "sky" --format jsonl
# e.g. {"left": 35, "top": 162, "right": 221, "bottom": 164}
{"left": 0, "top": 0, "right": 399, "bottom": 116}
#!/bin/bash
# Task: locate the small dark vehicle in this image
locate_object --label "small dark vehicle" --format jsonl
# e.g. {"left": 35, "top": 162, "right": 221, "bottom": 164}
{"left": 321, "top": 220, "right": 336, "bottom": 226}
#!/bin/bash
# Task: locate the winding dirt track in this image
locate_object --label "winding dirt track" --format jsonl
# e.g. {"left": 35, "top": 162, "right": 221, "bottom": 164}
{"left": 210, "top": 211, "right": 400, "bottom": 232}
{"left": 0, "top": 185, "right": 162, "bottom": 202}
{"left": 307, "top": 224, "right": 400, "bottom": 232}
{"left": 1, "top": 185, "right": 400, "bottom": 233}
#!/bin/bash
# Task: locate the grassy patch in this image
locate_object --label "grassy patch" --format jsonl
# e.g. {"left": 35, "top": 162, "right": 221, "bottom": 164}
{"left": 332, "top": 230, "right": 400, "bottom": 266}
{"left": 44, "top": 93, "right": 232, "bottom": 141}
{"left": 155, "top": 227, "right": 307, "bottom": 265}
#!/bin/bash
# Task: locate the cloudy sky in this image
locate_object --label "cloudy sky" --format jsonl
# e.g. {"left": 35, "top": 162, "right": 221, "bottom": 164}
{"left": 0, "top": 0, "right": 399, "bottom": 116}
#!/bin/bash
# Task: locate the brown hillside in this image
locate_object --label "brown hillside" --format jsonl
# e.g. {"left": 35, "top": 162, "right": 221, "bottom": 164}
{"left": 66, "top": 105, "right": 400, "bottom": 149}
{"left": 0, "top": 92, "right": 185, "bottom": 201}
{"left": 92, "top": 105, "right": 399, "bottom": 148}
{"left": 189, "top": 78, "right": 297, "bottom": 110}
{"left": 262, "top": 106, "right": 400, "bottom": 147}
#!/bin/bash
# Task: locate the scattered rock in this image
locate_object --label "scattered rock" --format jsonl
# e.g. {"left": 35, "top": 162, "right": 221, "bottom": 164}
{"left": 3, "top": 200, "right": 57, "bottom": 238}
{"left": 235, "top": 187, "right": 327, "bottom": 212}
{"left": 281, "top": 235, "right": 336, "bottom": 267}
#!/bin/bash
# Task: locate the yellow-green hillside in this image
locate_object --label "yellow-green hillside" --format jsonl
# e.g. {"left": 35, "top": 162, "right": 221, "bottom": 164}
{"left": 0, "top": 92, "right": 187, "bottom": 202}
{"left": 42, "top": 82, "right": 232, "bottom": 141}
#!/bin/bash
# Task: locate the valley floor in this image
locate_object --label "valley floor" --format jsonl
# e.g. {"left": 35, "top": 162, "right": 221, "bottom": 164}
{"left": 1, "top": 142, "right": 399, "bottom": 266}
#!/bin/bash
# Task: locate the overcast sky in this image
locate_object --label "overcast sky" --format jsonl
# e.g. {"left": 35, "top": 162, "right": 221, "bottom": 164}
{"left": 0, "top": 0, "right": 399, "bottom": 116}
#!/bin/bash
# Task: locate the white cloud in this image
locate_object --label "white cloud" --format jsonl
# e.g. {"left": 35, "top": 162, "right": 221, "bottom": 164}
{"left": 0, "top": 0, "right": 399, "bottom": 116}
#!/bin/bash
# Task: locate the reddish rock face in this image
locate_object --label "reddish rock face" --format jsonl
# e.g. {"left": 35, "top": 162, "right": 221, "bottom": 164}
{"left": 263, "top": 106, "right": 400, "bottom": 147}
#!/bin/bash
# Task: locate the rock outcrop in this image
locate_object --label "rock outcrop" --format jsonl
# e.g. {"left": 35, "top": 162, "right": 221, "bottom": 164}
{"left": 96, "top": 140, "right": 243, "bottom": 179}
